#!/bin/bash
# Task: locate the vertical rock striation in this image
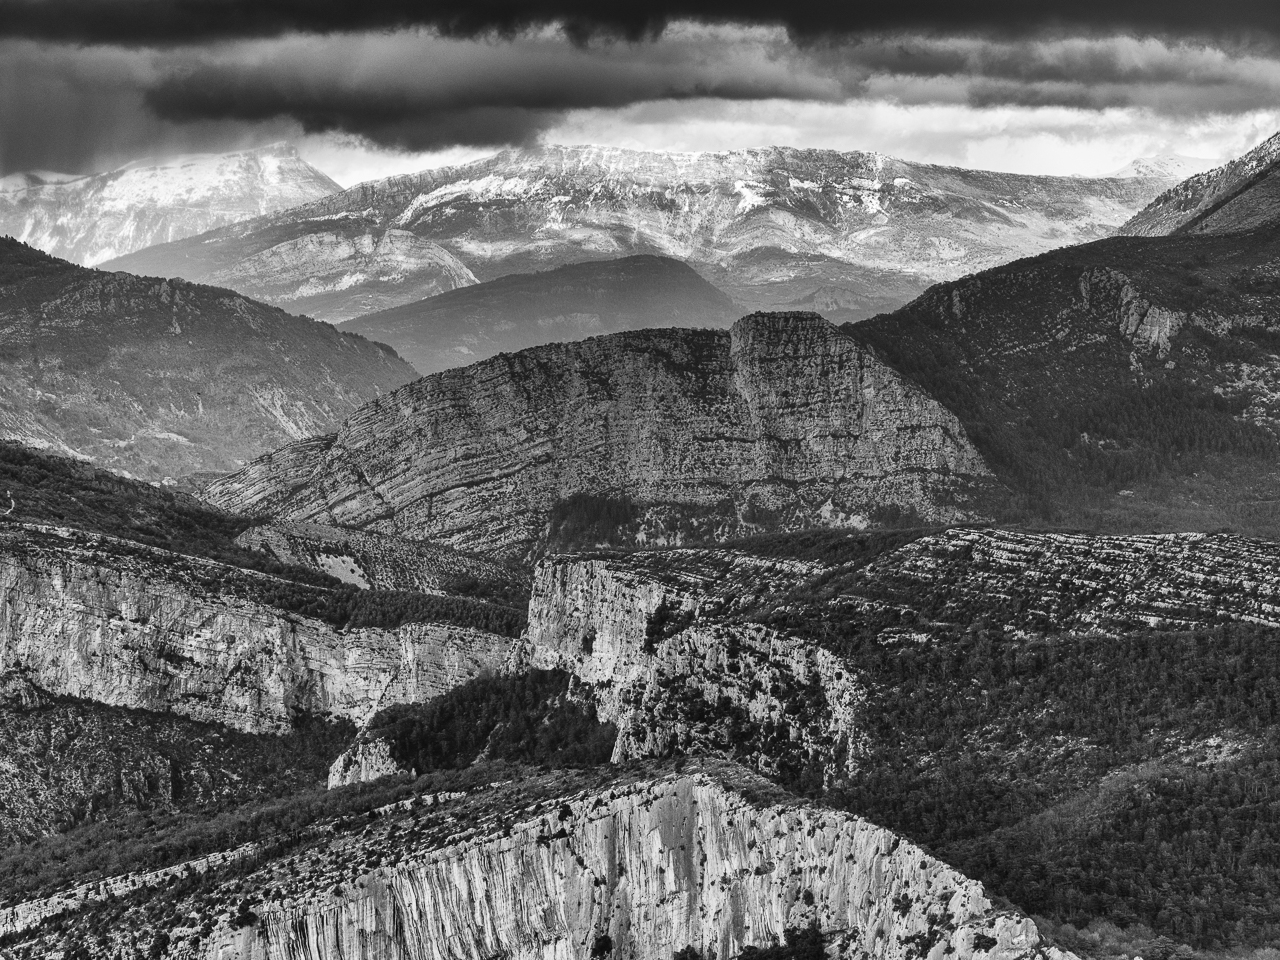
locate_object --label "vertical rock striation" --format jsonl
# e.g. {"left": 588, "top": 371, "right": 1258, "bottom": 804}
{"left": 0, "top": 524, "right": 514, "bottom": 733}
{"left": 197, "top": 766, "right": 1074, "bottom": 960}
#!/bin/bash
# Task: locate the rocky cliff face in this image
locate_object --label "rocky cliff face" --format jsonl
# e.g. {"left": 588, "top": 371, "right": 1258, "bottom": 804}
{"left": 0, "top": 238, "right": 417, "bottom": 479}
{"left": 511, "top": 526, "right": 1280, "bottom": 784}
{"left": 0, "top": 143, "right": 339, "bottom": 266}
{"left": 0, "top": 763, "right": 1076, "bottom": 960}
{"left": 850, "top": 225, "right": 1280, "bottom": 534}
{"left": 1119, "top": 131, "right": 1280, "bottom": 236}
{"left": 102, "top": 143, "right": 1179, "bottom": 323}
{"left": 0, "top": 522, "right": 513, "bottom": 734}
{"left": 204, "top": 312, "right": 996, "bottom": 558}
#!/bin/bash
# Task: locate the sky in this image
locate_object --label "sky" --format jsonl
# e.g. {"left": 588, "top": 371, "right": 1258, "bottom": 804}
{"left": 4, "top": 1, "right": 1280, "bottom": 184}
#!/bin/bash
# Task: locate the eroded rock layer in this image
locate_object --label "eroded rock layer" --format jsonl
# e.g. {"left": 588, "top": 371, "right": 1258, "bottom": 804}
{"left": 204, "top": 313, "right": 995, "bottom": 558}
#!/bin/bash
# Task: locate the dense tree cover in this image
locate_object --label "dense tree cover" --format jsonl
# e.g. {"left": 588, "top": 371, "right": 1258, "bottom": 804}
{"left": 0, "top": 441, "right": 336, "bottom": 586}
{"left": 227, "top": 577, "right": 528, "bottom": 636}
{"left": 752, "top": 600, "right": 1280, "bottom": 949}
{"left": 0, "top": 442, "right": 527, "bottom": 634}
{"left": 365, "top": 669, "right": 617, "bottom": 774}
{"left": 0, "top": 714, "right": 369, "bottom": 905}
{"left": 0, "top": 758, "right": 531, "bottom": 908}
{"left": 849, "top": 226, "right": 1280, "bottom": 529}
{"left": 671, "top": 926, "right": 824, "bottom": 960}
{"left": 547, "top": 493, "right": 640, "bottom": 551}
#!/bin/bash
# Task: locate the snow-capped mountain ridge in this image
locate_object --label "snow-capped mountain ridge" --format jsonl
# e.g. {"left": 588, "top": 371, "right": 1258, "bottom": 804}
{"left": 106, "top": 142, "right": 1183, "bottom": 323}
{"left": 0, "top": 142, "right": 340, "bottom": 266}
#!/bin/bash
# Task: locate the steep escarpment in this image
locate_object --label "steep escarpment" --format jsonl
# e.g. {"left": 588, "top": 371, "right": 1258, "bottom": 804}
{"left": 204, "top": 312, "right": 995, "bottom": 558}
{"left": 0, "top": 522, "right": 513, "bottom": 734}
{"left": 0, "top": 238, "right": 417, "bottom": 479}
{"left": 343, "top": 254, "right": 740, "bottom": 375}
{"left": 0, "top": 762, "right": 1074, "bottom": 960}
{"left": 103, "top": 143, "right": 1179, "bottom": 323}
{"left": 512, "top": 528, "right": 1280, "bottom": 951}
{"left": 0, "top": 143, "right": 339, "bottom": 267}
{"left": 851, "top": 225, "right": 1280, "bottom": 533}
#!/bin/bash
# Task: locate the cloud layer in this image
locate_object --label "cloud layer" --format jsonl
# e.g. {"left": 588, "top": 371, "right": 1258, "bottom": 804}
{"left": 3, "top": 0, "right": 1280, "bottom": 45}
{"left": 5, "top": 12, "right": 1280, "bottom": 177}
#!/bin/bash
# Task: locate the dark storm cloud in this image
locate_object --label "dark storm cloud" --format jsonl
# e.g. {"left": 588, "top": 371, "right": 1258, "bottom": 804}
{"left": 3, "top": 0, "right": 1280, "bottom": 45}
{"left": 137, "top": 30, "right": 841, "bottom": 151}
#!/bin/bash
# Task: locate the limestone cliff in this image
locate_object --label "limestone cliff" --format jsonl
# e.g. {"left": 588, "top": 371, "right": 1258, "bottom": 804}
{"left": 0, "top": 522, "right": 513, "bottom": 734}
{"left": 204, "top": 313, "right": 996, "bottom": 558}
{"left": 511, "top": 527, "right": 1280, "bottom": 786}
{"left": 0, "top": 763, "right": 1076, "bottom": 960}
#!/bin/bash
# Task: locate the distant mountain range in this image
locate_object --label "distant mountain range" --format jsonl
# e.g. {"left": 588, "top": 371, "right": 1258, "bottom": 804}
{"left": 102, "top": 144, "right": 1183, "bottom": 323}
{"left": 0, "top": 143, "right": 339, "bottom": 266}
{"left": 343, "top": 255, "right": 739, "bottom": 375}
{"left": 0, "top": 238, "right": 416, "bottom": 479}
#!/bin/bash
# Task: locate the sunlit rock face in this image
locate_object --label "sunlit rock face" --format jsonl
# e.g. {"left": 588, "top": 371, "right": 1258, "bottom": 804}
{"left": 204, "top": 312, "right": 997, "bottom": 559}
{"left": 102, "top": 143, "right": 1180, "bottom": 323}
{"left": 0, "top": 523, "right": 514, "bottom": 734}
{"left": 0, "top": 143, "right": 339, "bottom": 267}
{"left": 0, "top": 764, "right": 1075, "bottom": 960}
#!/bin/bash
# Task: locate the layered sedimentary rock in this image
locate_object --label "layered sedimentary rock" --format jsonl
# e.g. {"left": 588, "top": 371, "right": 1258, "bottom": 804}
{"left": 0, "top": 523, "right": 513, "bottom": 734}
{"left": 0, "top": 763, "right": 1076, "bottom": 960}
{"left": 204, "top": 312, "right": 996, "bottom": 558}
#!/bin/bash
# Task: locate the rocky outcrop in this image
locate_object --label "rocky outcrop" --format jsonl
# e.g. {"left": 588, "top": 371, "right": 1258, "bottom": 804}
{"left": 0, "top": 763, "right": 1077, "bottom": 960}
{"left": 103, "top": 143, "right": 1180, "bottom": 323}
{"left": 513, "top": 526, "right": 1280, "bottom": 787}
{"left": 204, "top": 312, "right": 996, "bottom": 558}
{"left": 0, "top": 143, "right": 339, "bottom": 266}
{"left": 850, "top": 225, "right": 1280, "bottom": 530}
{"left": 0, "top": 523, "right": 514, "bottom": 734}
{"left": 0, "top": 237, "right": 417, "bottom": 479}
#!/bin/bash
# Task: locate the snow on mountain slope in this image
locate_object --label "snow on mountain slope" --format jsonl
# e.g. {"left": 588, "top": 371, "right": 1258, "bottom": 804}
{"left": 0, "top": 143, "right": 339, "bottom": 266}
{"left": 103, "top": 144, "right": 1181, "bottom": 323}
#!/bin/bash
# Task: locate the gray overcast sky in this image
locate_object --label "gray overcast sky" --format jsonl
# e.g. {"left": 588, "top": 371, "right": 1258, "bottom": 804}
{"left": 3, "top": 2, "right": 1280, "bottom": 181}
